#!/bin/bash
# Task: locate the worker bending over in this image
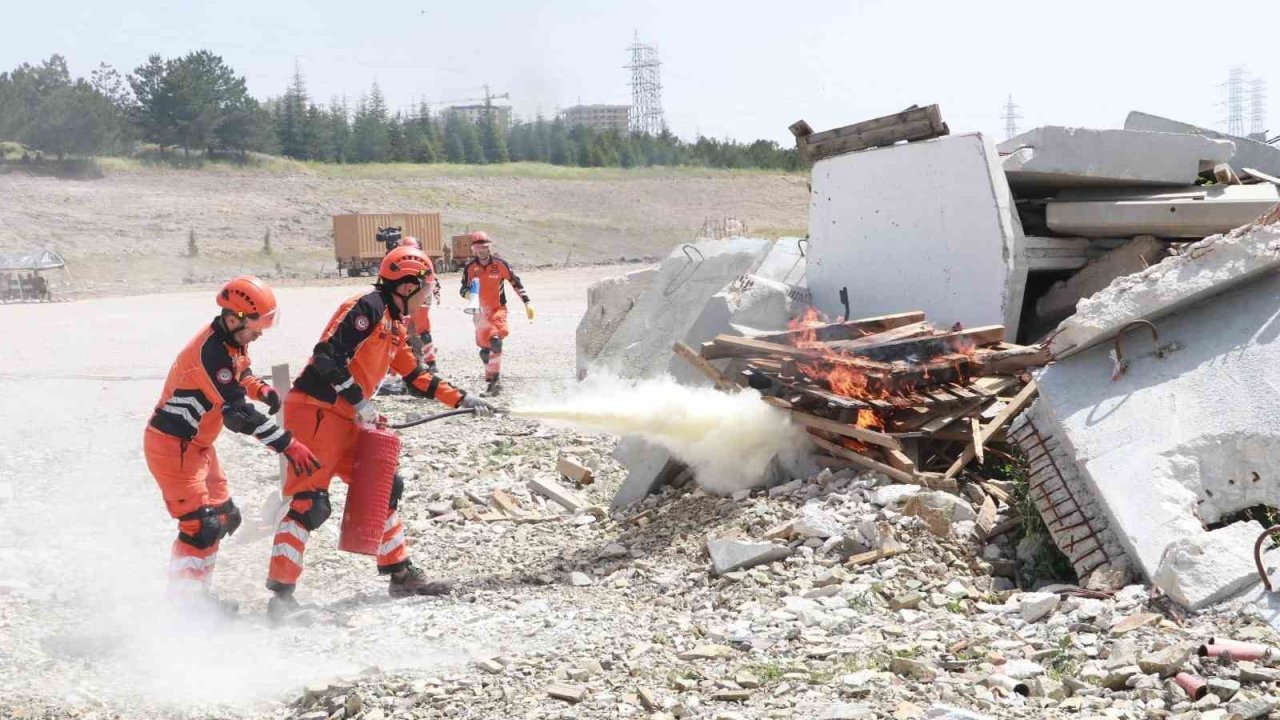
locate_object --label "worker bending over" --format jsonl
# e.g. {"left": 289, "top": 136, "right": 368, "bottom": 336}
{"left": 459, "top": 231, "right": 533, "bottom": 396}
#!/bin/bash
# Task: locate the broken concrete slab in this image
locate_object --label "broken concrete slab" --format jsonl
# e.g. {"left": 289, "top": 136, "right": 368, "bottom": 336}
{"left": 1126, "top": 111, "right": 1280, "bottom": 179}
{"left": 1048, "top": 213, "right": 1280, "bottom": 358}
{"left": 592, "top": 237, "right": 771, "bottom": 379}
{"left": 1017, "top": 236, "right": 1093, "bottom": 272}
{"left": 1035, "top": 235, "right": 1167, "bottom": 320}
{"left": 575, "top": 266, "right": 658, "bottom": 380}
{"left": 1029, "top": 216, "right": 1280, "bottom": 607}
{"left": 1154, "top": 521, "right": 1273, "bottom": 610}
{"left": 807, "top": 132, "right": 1026, "bottom": 339}
{"left": 1000, "top": 126, "right": 1233, "bottom": 193}
{"left": 707, "top": 538, "right": 792, "bottom": 575}
{"left": 1046, "top": 183, "right": 1280, "bottom": 238}
{"left": 751, "top": 236, "right": 810, "bottom": 291}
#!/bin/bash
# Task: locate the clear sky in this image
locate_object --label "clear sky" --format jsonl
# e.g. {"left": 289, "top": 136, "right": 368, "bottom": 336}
{"left": 5, "top": 0, "right": 1277, "bottom": 145}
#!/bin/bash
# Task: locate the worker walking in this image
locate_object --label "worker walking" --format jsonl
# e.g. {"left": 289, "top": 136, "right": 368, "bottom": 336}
{"left": 144, "top": 276, "right": 321, "bottom": 610}
{"left": 459, "top": 231, "right": 533, "bottom": 396}
{"left": 399, "top": 237, "right": 440, "bottom": 373}
{"left": 266, "top": 246, "right": 495, "bottom": 619}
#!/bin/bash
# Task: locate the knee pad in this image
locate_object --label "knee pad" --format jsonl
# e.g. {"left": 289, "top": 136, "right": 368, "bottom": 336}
{"left": 479, "top": 348, "right": 491, "bottom": 364}
{"left": 287, "top": 490, "right": 332, "bottom": 531}
{"left": 389, "top": 473, "right": 405, "bottom": 510}
{"left": 177, "top": 506, "right": 223, "bottom": 550}
{"left": 420, "top": 331, "right": 432, "bottom": 346}
{"left": 489, "top": 336, "right": 503, "bottom": 354}
{"left": 216, "top": 499, "right": 242, "bottom": 538}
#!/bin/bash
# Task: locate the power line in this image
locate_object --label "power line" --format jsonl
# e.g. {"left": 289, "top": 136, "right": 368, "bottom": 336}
{"left": 1001, "top": 95, "right": 1022, "bottom": 140}
{"left": 1250, "top": 76, "right": 1268, "bottom": 138}
{"left": 1227, "top": 65, "right": 1246, "bottom": 137}
{"left": 625, "top": 32, "right": 665, "bottom": 135}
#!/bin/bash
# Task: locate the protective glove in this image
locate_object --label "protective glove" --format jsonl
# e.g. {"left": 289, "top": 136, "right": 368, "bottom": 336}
{"left": 525, "top": 303, "right": 536, "bottom": 322}
{"left": 460, "top": 395, "right": 497, "bottom": 418}
{"left": 352, "top": 399, "right": 384, "bottom": 427}
{"left": 282, "top": 439, "right": 321, "bottom": 476}
{"left": 259, "top": 385, "right": 282, "bottom": 415}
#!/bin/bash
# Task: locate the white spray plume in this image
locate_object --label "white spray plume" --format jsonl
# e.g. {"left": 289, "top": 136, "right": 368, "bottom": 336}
{"left": 513, "top": 374, "right": 810, "bottom": 494}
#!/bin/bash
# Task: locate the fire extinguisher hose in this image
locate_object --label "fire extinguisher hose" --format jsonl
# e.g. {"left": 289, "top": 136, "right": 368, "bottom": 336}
{"left": 387, "top": 408, "right": 477, "bottom": 430}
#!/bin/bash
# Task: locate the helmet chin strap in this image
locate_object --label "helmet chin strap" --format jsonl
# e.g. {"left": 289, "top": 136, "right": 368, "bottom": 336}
{"left": 383, "top": 278, "right": 424, "bottom": 317}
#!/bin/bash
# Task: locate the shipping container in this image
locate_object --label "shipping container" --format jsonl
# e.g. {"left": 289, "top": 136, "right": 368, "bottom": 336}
{"left": 332, "top": 213, "right": 443, "bottom": 276}
{"left": 450, "top": 235, "right": 474, "bottom": 265}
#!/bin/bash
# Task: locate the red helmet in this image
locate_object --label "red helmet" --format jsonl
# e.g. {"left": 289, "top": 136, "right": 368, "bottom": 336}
{"left": 399, "top": 236, "right": 420, "bottom": 249}
{"left": 469, "top": 231, "right": 491, "bottom": 246}
{"left": 380, "top": 246, "right": 434, "bottom": 282}
{"left": 217, "top": 275, "right": 278, "bottom": 330}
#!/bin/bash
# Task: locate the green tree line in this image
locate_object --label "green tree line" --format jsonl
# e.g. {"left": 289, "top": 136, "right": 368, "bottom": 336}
{"left": 0, "top": 52, "right": 803, "bottom": 170}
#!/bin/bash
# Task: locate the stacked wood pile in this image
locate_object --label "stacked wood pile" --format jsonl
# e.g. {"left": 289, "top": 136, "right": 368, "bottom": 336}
{"left": 674, "top": 310, "right": 1050, "bottom": 492}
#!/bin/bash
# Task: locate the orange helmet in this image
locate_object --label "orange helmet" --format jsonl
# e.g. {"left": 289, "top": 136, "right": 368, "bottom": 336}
{"left": 399, "top": 236, "right": 420, "bottom": 249}
{"left": 380, "top": 246, "right": 434, "bottom": 283}
{"left": 469, "top": 231, "right": 491, "bottom": 246}
{"left": 217, "top": 275, "right": 278, "bottom": 330}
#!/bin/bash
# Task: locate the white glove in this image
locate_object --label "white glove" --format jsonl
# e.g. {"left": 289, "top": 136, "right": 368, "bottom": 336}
{"left": 460, "top": 395, "right": 496, "bottom": 418}
{"left": 352, "top": 399, "right": 382, "bottom": 427}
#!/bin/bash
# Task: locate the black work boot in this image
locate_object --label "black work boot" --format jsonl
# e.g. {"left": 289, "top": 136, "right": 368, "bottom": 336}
{"left": 267, "top": 590, "right": 302, "bottom": 624}
{"left": 482, "top": 376, "right": 502, "bottom": 398}
{"left": 389, "top": 563, "right": 452, "bottom": 598}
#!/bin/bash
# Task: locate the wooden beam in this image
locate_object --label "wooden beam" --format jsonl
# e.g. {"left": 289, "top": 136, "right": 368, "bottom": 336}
{"left": 973, "top": 345, "right": 1051, "bottom": 374}
{"left": 528, "top": 476, "right": 586, "bottom": 513}
{"left": 970, "top": 417, "right": 984, "bottom": 464}
{"left": 942, "top": 381, "right": 1039, "bottom": 480}
{"left": 884, "top": 448, "right": 917, "bottom": 474}
{"left": 844, "top": 325, "right": 1006, "bottom": 363}
{"left": 845, "top": 546, "right": 905, "bottom": 567}
{"left": 753, "top": 311, "right": 926, "bottom": 345}
{"left": 806, "top": 433, "right": 916, "bottom": 484}
{"left": 787, "top": 409, "right": 902, "bottom": 450}
{"left": 796, "top": 105, "right": 948, "bottom": 162}
{"left": 672, "top": 341, "right": 738, "bottom": 392}
{"left": 823, "top": 322, "right": 934, "bottom": 353}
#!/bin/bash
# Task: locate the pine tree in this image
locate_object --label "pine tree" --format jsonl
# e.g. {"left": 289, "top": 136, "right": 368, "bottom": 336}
{"left": 479, "top": 102, "right": 508, "bottom": 163}
{"left": 278, "top": 64, "right": 310, "bottom": 159}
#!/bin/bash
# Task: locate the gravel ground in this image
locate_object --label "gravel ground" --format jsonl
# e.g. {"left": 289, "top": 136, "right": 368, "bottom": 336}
{"left": 2, "top": 265, "right": 1280, "bottom": 720}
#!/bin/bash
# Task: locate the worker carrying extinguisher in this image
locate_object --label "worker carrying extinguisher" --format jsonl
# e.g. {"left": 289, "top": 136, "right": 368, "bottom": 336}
{"left": 266, "top": 245, "right": 496, "bottom": 619}
{"left": 459, "top": 231, "right": 533, "bottom": 397}
{"left": 398, "top": 236, "right": 440, "bottom": 373}
{"left": 144, "top": 275, "right": 321, "bottom": 611}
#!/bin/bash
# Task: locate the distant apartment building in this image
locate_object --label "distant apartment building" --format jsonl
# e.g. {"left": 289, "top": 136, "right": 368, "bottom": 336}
{"left": 560, "top": 104, "right": 631, "bottom": 133}
{"left": 444, "top": 104, "right": 513, "bottom": 131}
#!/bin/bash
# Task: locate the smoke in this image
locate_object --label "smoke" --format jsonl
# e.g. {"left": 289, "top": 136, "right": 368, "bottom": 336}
{"left": 512, "top": 374, "right": 811, "bottom": 494}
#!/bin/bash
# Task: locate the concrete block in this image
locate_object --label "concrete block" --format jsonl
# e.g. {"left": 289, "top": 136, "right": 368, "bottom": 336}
{"left": 1046, "top": 183, "right": 1280, "bottom": 238}
{"left": 592, "top": 237, "right": 771, "bottom": 379}
{"left": 707, "top": 538, "right": 792, "bottom": 575}
{"left": 1035, "top": 235, "right": 1167, "bottom": 319}
{"left": 1000, "top": 126, "right": 1233, "bottom": 193}
{"left": 1032, "top": 233, "right": 1280, "bottom": 607}
{"left": 1154, "top": 521, "right": 1273, "bottom": 610}
{"left": 1048, "top": 216, "right": 1280, "bottom": 358}
{"left": 1126, "top": 111, "right": 1280, "bottom": 179}
{"left": 575, "top": 266, "right": 658, "bottom": 380}
{"left": 1018, "top": 236, "right": 1092, "bottom": 271}
{"left": 807, "top": 132, "right": 1026, "bottom": 339}
{"left": 610, "top": 436, "right": 686, "bottom": 509}
{"left": 752, "top": 236, "right": 810, "bottom": 290}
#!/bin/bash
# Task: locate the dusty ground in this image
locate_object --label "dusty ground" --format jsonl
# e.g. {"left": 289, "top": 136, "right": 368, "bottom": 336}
{"left": 4, "top": 266, "right": 1280, "bottom": 720}
{"left": 0, "top": 164, "right": 809, "bottom": 299}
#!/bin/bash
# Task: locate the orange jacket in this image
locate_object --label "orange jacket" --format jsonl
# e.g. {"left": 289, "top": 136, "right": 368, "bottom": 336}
{"left": 293, "top": 290, "right": 465, "bottom": 417}
{"left": 148, "top": 320, "right": 291, "bottom": 451}
{"left": 460, "top": 256, "right": 529, "bottom": 310}
{"left": 410, "top": 305, "right": 430, "bottom": 335}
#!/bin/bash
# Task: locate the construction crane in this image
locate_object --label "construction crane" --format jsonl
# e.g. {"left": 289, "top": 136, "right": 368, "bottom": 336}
{"left": 429, "top": 85, "right": 509, "bottom": 112}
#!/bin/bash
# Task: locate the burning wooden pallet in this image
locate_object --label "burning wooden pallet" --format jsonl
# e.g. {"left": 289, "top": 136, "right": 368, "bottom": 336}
{"left": 675, "top": 311, "right": 1049, "bottom": 491}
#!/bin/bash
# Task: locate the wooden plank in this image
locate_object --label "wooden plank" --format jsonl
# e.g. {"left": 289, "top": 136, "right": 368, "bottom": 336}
{"left": 787, "top": 409, "right": 902, "bottom": 450}
{"left": 752, "top": 311, "right": 927, "bottom": 345}
{"left": 822, "top": 322, "right": 933, "bottom": 353}
{"left": 701, "top": 335, "right": 894, "bottom": 372}
{"left": 972, "top": 345, "right": 1051, "bottom": 374}
{"left": 845, "top": 546, "right": 905, "bottom": 567}
{"left": 806, "top": 433, "right": 916, "bottom": 485}
{"left": 942, "top": 381, "right": 1039, "bottom": 480}
{"left": 884, "top": 448, "right": 916, "bottom": 474}
{"left": 978, "top": 481, "right": 1012, "bottom": 506}
{"left": 798, "top": 105, "right": 948, "bottom": 162}
{"left": 528, "top": 476, "right": 586, "bottom": 512}
{"left": 970, "top": 417, "right": 985, "bottom": 464}
{"left": 673, "top": 341, "right": 739, "bottom": 392}
{"left": 491, "top": 489, "right": 525, "bottom": 517}
{"left": 842, "top": 325, "right": 1006, "bottom": 363}
{"left": 803, "top": 104, "right": 944, "bottom": 146}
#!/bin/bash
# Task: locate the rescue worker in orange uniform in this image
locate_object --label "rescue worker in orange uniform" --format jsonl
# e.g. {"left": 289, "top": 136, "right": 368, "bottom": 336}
{"left": 266, "top": 246, "right": 495, "bottom": 618}
{"left": 459, "top": 231, "right": 533, "bottom": 396}
{"left": 145, "top": 276, "right": 321, "bottom": 608}
{"left": 399, "top": 236, "right": 440, "bottom": 373}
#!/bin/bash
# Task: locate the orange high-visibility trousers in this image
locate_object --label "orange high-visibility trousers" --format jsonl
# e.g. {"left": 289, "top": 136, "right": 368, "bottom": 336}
{"left": 144, "top": 428, "right": 230, "bottom": 586}
{"left": 474, "top": 305, "right": 509, "bottom": 381}
{"left": 266, "top": 393, "right": 409, "bottom": 591}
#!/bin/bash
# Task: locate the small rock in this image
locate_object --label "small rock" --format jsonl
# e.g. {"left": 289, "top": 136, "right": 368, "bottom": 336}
{"left": 924, "top": 706, "right": 992, "bottom": 719}
{"left": 601, "top": 543, "right": 628, "bottom": 558}
{"left": 794, "top": 505, "right": 844, "bottom": 539}
{"left": 734, "top": 672, "right": 761, "bottom": 689}
{"left": 711, "top": 689, "right": 751, "bottom": 702}
{"left": 1019, "top": 592, "right": 1060, "bottom": 623}
{"left": 1027, "top": 676, "right": 1065, "bottom": 700}
{"left": 1229, "top": 692, "right": 1277, "bottom": 719}
{"left": 475, "top": 659, "right": 503, "bottom": 674}
{"left": 942, "top": 580, "right": 970, "bottom": 599}
{"left": 706, "top": 538, "right": 791, "bottom": 575}
{"left": 568, "top": 571, "right": 594, "bottom": 586}
{"left": 890, "top": 591, "right": 923, "bottom": 610}
{"left": 872, "top": 485, "right": 922, "bottom": 507}
{"left": 298, "top": 712, "right": 328, "bottom": 720}
{"left": 820, "top": 702, "right": 875, "bottom": 719}
{"left": 638, "top": 687, "right": 659, "bottom": 712}
{"left": 1109, "top": 612, "right": 1161, "bottom": 636}
{"left": 1000, "top": 659, "right": 1044, "bottom": 680}
{"left": 1237, "top": 661, "right": 1280, "bottom": 683}
{"left": 677, "top": 644, "right": 735, "bottom": 661}
{"left": 672, "top": 677, "right": 697, "bottom": 691}
{"left": 1102, "top": 664, "right": 1141, "bottom": 690}
{"left": 893, "top": 701, "right": 925, "bottom": 719}
{"left": 547, "top": 684, "right": 587, "bottom": 704}
{"left": 1138, "top": 643, "right": 1191, "bottom": 677}
{"left": 890, "top": 656, "right": 938, "bottom": 682}
{"left": 1207, "top": 677, "right": 1240, "bottom": 701}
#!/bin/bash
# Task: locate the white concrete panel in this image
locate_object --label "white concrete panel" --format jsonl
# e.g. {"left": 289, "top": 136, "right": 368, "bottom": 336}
{"left": 807, "top": 133, "right": 1024, "bottom": 338}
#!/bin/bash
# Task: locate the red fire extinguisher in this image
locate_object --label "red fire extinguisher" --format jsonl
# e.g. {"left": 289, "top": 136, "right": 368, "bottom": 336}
{"left": 340, "top": 425, "right": 401, "bottom": 555}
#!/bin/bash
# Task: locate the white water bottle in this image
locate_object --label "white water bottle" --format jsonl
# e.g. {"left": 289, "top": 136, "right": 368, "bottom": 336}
{"left": 464, "top": 277, "right": 481, "bottom": 315}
